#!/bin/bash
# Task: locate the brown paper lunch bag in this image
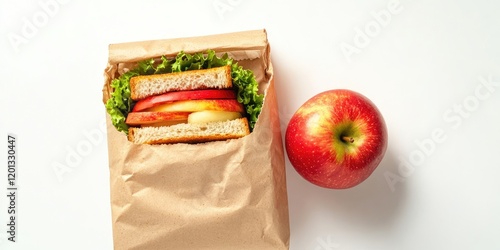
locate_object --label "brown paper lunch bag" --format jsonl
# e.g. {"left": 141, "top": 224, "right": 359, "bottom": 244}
{"left": 102, "top": 29, "right": 290, "bottom": 250}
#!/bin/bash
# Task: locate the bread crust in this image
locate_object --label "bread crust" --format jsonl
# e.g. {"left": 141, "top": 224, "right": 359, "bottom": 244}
{"left": 128, "top": 118, "right": 250, "bottom": 145}
{"left": 130, "top": 65, "right": 232, "bottom": 100}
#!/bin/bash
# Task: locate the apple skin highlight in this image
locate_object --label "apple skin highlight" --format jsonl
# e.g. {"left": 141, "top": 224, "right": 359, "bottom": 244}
{"left": 285, "top": 89, "right": 388, "bottom": 189}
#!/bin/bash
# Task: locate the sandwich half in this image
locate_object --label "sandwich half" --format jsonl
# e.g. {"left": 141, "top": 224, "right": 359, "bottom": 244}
{"left": 125, "top": 65, "right": 250, "bottom": 144}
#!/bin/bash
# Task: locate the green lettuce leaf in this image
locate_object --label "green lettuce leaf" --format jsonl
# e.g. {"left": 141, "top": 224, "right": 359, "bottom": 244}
{"left": 105, "top": 50, "right": 264, "bottom": 135}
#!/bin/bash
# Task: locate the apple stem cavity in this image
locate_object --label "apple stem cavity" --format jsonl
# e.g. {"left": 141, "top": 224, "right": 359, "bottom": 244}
{"left": 342, "top": 136, "right": 355, "bottom": 143}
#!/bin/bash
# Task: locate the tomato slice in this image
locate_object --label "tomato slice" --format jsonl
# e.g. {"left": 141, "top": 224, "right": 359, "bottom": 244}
{"left": 132, "top": 89, "right": 237, "bottom": 112}
{"left": 126, "top": 111, "right": 190, "bottom": 126}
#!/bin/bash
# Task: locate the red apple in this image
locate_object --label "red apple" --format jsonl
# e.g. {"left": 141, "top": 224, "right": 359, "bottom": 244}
{"left": 132, "top": 89, "right": 237, "bottom": 112}
{"left": 285, "top": 89, "right": 388, "bottom": 189}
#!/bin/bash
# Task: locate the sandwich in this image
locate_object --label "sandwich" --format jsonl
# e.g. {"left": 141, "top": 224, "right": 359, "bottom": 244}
{"left": 105, "top": 50, "right": 263, "bottom": 145}
{"left": 126, "top": 66, "right": 250, "bottom": 144}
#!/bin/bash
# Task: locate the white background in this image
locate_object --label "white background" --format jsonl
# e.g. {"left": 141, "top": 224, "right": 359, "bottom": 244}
{"left": 1, "top": 0, "right": 500, "bottom": 249}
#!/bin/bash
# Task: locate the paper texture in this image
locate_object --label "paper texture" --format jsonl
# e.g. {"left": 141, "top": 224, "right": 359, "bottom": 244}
{"left": 102, "top": 30, "right": 290, "bottom": 250}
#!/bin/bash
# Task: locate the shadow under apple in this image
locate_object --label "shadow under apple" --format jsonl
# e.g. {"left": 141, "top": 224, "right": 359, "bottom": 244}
{"left": 286, "top": 148, "right": 407, "bottom": 244}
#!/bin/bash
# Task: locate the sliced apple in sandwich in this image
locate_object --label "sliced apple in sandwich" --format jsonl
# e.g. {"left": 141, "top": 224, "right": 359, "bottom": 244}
{"left": 188, "top": 111, "right": 243, "bottom": 124}
{"left": 145, "top": 99, "right": 245, "bottom": 113}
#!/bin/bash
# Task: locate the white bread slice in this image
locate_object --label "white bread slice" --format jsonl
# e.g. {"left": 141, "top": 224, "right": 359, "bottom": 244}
{"left": 130, "top": 65, "right": 232, "bottom": 101}
{"left": 128, "top": 117, "right": 250, "bottom": 144}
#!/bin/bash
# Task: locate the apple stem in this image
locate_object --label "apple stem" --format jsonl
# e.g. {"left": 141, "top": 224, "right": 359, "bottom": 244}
{"left": 342, "top": 136, "right": 355, "bottom": 143}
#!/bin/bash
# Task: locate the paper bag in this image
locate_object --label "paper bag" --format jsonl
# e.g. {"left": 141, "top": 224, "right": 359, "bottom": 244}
{"left": 102, "top": 30, "right": 290, "bottom": 250}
